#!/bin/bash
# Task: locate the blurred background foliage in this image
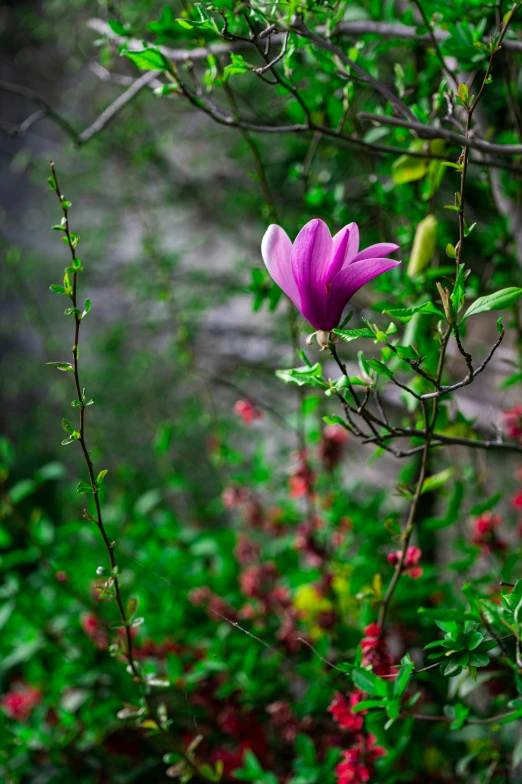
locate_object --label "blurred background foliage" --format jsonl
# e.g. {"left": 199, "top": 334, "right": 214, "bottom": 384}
{"left": 3, "top": 0, "right": 522, "bottom": 782}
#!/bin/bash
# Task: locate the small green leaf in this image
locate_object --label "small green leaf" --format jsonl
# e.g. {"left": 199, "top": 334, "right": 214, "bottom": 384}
{"left": 392, "top": 141, "right": 428, "bottom": 184}
{"left": 332, "top": 327, "right": 375, "bottom": 342}
{"left": 50, "top": 284, "right": 66, "bottom": 294}
{"left": 421, "top": 467, "right": 455, "bottom": 494}
{"left": 62, "top": 419, "right": 75, "bottom": 434}
{"left": 76, "top": 481, "right": 92, "bottom": 494}
{"left": 124, "top": 48, "right": 173, "bottom": 73}
{"left": 223, "top": 52, "right": 250, "bottom": 81}
{"left": 353, "top": 667, "right": 389, "bottom": 696}
{"left": 395, "top": 345, "right": 418, "bottom": 361}
{"left": 367, "top": 358, "right": 394, "bottom": 379}
{"left": 96, "top": 469, "right": 108, "bottom": 487}
{"left": 323, "top": 415, "right": 346, "bottom": 427}
{"left": 383, "top": 301, "right": 445, "bottom": 323}
{"left": 108, "top": 19, "right": 130, "bottom": 36}
{"left": 393, "top": 655, "right": 414, "bottom": 697}
{"left": 457, "top": 82, "right": 469, "bottom": 104}
{"left": 46, "top": 362, "right": 74, "bottom": 372}
{"left": 275, "top": 363, "right": 327, "bottom": 388}
{"left": 462, "top": 288, "right": 522, "bottom": 321}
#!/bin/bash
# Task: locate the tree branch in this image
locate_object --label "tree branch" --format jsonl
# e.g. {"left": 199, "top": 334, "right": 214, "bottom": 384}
{"left": 359, "top": 111, "right": 522, "bottom": 156}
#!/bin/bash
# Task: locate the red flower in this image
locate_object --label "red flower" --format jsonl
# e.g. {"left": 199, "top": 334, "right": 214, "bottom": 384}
{"left": 288, "top": 450, "right": 316, "bottom": 498}
{"left": 335, "top": 733, "right": 386, "bottom": 784}
{"left": 81, "top": 611, "right": 108, "bottom": 649}
{"left": 234, "top": 399, "right": 263, "bottom": 425}
{"left": 319, "top": 424, "right": 348, "bottom": 470}
{"left": 512, "top": 492, "right": 522, "bottom": 510}
{"left": 503, "top": 405, "right": 522, "bottom": 443}
{"left": 266, "top": 700, "right": 299, "bottom": 743}
{"left": 361, "top": 624, "right": 394, "bottom": 677}
{"left": 470, "top": 512, "right": 506, "bottom": 553}
{"left": 1, "top": 683, "right": 42, "bottom": 721}
{"left": 234, "top": 534, "right": 260, "bottom": 565}
{"left": 387, "top": 546, "right": 423, "bottom": 578}
{"left": 328, "top": 692, "right": 364, "bottom": 732}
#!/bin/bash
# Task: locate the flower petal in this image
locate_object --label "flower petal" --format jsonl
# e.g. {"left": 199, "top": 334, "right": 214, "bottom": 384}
{"left": 291, "top": 219, "right": 333, "bottom": 329}
{"left": 324, "top": 257, "right": 401, "bottom": 330}
{"left": 261, "top": 224, "right": 300, "bottom": 307}
{"left": 332, "top": 222, "right": 359, "bottom": 265}
{"left": 351, "top": 243, "right": 399, "bottom": 263}
{"left": 327, "top": 222, "right": 360, "bottom": 282}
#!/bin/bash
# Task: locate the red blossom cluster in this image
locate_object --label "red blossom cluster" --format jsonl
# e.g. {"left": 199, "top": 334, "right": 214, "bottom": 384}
{"left": 222, "top": 485, "right": 264, "bottom": 528}
{"left": 327, "top": 625, "right": 389, "bottom": 784}
{"left": 265, "top": 700, "right": 300, "bottom": 743}
{"left": 236, "top": 542, "right": 304, "bottom": 653}
{"left": 336, "top": 734, "right": 386, "bottom": 784}
{"left": 288, "top": 449, "right": 316, "bottom": 499}
{"left": 361, "top": 623, "right": 394, "bottom": 677}
{"left": 1, "top": 682, "right": 42, "bottom": 721}
{"left": 387, "top": 546, "right": 423, "bottom": 578}
{"left": 191, "top": 686, "right": 268, "bottom": 778}
{"left": 81, "top": 611, "right": 109, "bottom": 649}
{"left": 233, "top": 399, "right": 263, "bottom": 425}
{"left": 328, "top": 691, "right": 364, "bottom": 732}
{"left": 503, "top": 405, "right": 522, "bottom": 444}
{"left": 470, "top": 512, "right": 506, "bottom": 553}
{"left": 294, "top": 516, "right": 328, "bottom": 567}
{"left": 319, "top": 424, "right": 349, "bottom": 471}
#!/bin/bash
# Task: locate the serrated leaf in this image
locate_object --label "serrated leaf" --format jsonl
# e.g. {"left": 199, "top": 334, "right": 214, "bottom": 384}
{"left": 383, "top": 301, "right": 445, "bottom": 323}
{"left": 275, "top": 363, "right": 327, "bottom": 388}
{"left": 462, "top": 287, "right": 522, "bottom": 320}
{"left": 367, "top": 358, "right": 394, "bottom": 379}
{"left": 332, "top": 327, "right": 375, "bottom": 342}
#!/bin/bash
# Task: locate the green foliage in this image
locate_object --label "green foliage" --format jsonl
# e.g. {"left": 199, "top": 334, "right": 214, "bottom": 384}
{"left": 4, "top": 0, "right": 522, "bottom": 782}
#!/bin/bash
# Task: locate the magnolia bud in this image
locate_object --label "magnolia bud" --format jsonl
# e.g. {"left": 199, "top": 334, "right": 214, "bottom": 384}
{"left": 407, "top": 215, "right": 438, "bottom": 277}
{"left": 316, "top": 330, "right": 331, "bottom": 349}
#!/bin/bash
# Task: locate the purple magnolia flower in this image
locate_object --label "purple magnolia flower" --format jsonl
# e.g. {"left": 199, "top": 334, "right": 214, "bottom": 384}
{"left": 261, "top": 219, "right": 400, "bottom": 331}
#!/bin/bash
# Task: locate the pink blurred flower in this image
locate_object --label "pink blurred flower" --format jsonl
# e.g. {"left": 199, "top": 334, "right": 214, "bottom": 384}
{"left": 1, "top": 683, "right": 42, "bottom": 721}
{"left": 289, "top": 449, "right": 315, "bottom": 499}
{"left": 328, "top": 692, "right": 364, "bottom": 732}
{"left": 503, "top": 405, "right": 522, "bottom": 443}
{"left": 470, "top": 512, "right": 506, "bottom": 554}
{"left": 234, "top": 399, "right": 263, "bottom": 425}
{"left": 320, "top": 424, "right": 349, "bottom": 470}
{"left": 361, "top": 624, "right": 394, "bottom": 677}
{"left": 81, "top": 611, "right": 109, "bottom": 649}
{"left": 387, "top": 545, "right": 423, "bottom": 578}
{"left": 512, "top": 492, "right": 522, "bottom": 510}
{"left": 335, "top": 733, "right": 386, "bottom": 784}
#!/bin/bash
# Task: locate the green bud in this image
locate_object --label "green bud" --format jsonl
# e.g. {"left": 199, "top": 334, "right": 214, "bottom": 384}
{"left": 407, "top": 215, "right": 438, "bottom": 277}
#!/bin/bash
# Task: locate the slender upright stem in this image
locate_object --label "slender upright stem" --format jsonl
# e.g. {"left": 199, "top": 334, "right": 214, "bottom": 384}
{"left": 48, "top": 164, "right": 212, "bottom": 781}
